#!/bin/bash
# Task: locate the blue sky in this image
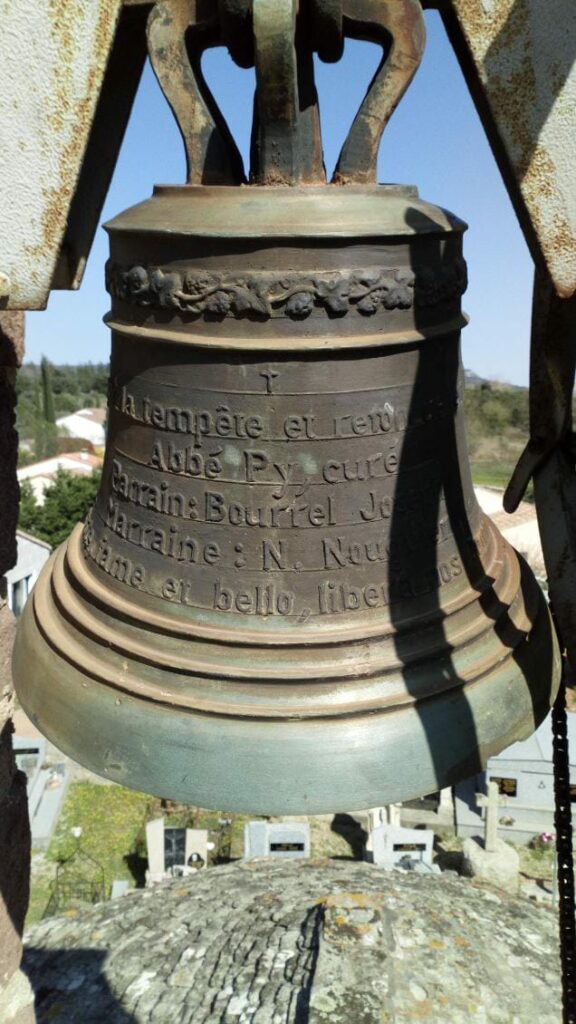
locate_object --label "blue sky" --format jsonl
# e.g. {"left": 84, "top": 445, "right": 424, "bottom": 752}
{"left": 26, "top": 10, "right": 533, "bottom": 385}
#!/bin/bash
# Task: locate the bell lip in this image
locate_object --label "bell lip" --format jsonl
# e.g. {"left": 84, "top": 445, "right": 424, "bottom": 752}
{"left": 104, "top": 184, "right": 468, "bottom": 239}
{"left": 39, "top": 546, "right": 531, "bottom": 702}
{"left": 13, "top": 587, "right": 561, "bottom": 814}
{"left": 16, "top": 515, "right": 548, "bottom": 723}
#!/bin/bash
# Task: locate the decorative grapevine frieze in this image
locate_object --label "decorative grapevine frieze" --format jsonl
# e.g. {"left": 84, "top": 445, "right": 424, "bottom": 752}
{"left": 106, "top": 258, "right": 467, "bottom": 319}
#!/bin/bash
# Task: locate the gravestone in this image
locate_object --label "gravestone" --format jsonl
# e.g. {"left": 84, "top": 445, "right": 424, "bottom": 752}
{"left": 163, "top": 826, "right": 187, "bottom": 873}
{"left": 462, "top": 781, "right": 520, "bottom": 893}
{"left": 244, "top": 821, "right": 310, "bottom": 860}
{"left": 110, "top": 880, "right": 129, "bottom": 899}
{"left": 185, "top": 828, "right": 209, "bottom": 870}
{"left": 146, "top": 818, "right": 210, "bottom": 884}
{"left": 365, "top": 805, "right": 401, "bottom": 856}
{"left": 370, "top": 824, "right": 434, "bottom": 870}
{"left": 145, "top": 818, "right": 165, "bottom": 885}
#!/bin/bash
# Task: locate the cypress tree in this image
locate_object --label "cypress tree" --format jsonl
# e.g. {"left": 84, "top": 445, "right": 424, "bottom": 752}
{"left": 41, "top": 356, "right": 56, "bottom": 424}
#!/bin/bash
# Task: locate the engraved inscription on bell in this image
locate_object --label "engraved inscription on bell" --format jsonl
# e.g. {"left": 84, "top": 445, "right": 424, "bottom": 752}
{"left": 84, "top": 337, "right": 478, "bottom": 630}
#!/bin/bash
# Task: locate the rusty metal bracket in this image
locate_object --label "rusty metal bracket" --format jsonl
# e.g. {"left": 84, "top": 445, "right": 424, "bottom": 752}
{"left": 433, "top": 0, "right": 576, "bottom": 302}
{"left": 147, "top": 0, "right": 424, "bottom": 187}
{"left": 250, "top": 0, "right": 425, "bottom": 184}
{"left": 147, "top": 0, "right": 246, "bottom": 185}
{"left": 251, "top": 0, "right": 325, "bottom": 184}
{"left": 333, "top": 0, "right": 425, "bottom": 184}
{"left": 504, "top": 269, "right": 576, "bottom": 672}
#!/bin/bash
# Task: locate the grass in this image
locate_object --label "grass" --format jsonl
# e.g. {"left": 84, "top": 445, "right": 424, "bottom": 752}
{"left": 471, "top": 461, "right": 515, "bottom": 491}
{"left": 26, "top": 783, "right": 152, "bottom": 926}
{"left": 518, "top": 843, "right": 555, "bottom": 881}
{"left": 49, "top": 783, "right": 152, "bottom": 869}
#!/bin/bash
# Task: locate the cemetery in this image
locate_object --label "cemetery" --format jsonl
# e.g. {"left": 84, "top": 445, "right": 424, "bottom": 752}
{"left": 19, "top": 687, "right": 569, "bottom": 926}
{"left": 455, "top": 708, "right": 576, "bottom": 845}
{"left": 21, "top": 698, "right": 569, "bottom": 925}
{"left": 26, "top": 757, "right": 560, "bottom": 928}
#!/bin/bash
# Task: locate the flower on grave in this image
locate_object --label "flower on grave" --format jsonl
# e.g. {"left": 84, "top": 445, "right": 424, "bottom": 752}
{"left": 530, "top": 831, "right": 556, "bottom": 852}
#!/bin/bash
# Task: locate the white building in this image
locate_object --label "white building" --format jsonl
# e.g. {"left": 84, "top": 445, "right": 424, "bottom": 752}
{"left": 56, "top": 408, "right": 106, "bottom": 447}
{"left": 17, "top": 450, "right": 103, "bottom": 504}
{"left": 6, "top": 531, "right": 51, "bottom": 616}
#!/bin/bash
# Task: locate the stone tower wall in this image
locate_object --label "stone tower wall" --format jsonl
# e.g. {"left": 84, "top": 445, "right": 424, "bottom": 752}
{"left": 0, "top": 312, "right": 35, "bottom": 1023}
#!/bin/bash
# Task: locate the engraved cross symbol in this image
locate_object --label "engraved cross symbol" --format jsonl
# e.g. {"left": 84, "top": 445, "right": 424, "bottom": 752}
{"left": 260, "top": 370, "right": 279, "bottom": 394}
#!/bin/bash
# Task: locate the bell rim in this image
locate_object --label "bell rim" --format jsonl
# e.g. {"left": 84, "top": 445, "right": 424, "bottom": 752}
{"left": 19, "top": 518, "right": 551, "bottom": 722}
{"left": 13, "top": 592, "right": 560, "bottom": 813}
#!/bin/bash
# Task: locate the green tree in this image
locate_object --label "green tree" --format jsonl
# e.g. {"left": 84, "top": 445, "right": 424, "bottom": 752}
{"left": 479, "top": 397, "right": 508, "bottom": 434}
{"left": 41, "top": 356, "right": 56, "bottom": 424}
{"left": 39, "top": 469, "right": 101, "bottom": 548}
{"left": 16, "top": 361, "right": 110, "bottom": 462}
{"left": 19, "top": 470, "right": 101, "bottom": 548}
{"left": 32, "top": 388, "right": 58, "bottom": 462}
{"left": 18, "top": 480, "right": 43, "bottom": 538}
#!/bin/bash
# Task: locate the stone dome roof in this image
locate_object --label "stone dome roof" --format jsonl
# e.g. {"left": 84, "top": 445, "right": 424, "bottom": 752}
{"left": 24, "top": 860, "right": 560, "bottom": 1023}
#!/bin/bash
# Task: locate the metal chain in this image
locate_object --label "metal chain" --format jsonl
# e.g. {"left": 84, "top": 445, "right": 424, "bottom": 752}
{"left": 553, "top": 668, "right": 576, "bottom": 1023}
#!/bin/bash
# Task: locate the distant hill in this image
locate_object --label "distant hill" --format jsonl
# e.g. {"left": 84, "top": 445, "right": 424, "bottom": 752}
{"left": 464, "top": 368, "right": 526, "bottom": 392}
{"left": 464, "top": 368, "right": 490, "bottom": 387}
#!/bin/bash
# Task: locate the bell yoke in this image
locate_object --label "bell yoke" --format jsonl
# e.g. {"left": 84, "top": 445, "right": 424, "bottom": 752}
{"left": 13, "top": 0, "right": 561, "bottom": 813}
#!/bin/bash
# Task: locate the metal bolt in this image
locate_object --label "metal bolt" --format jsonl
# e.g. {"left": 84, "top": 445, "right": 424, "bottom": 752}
{"left": 0, "top": 272, "right": 11, "bottom": 298}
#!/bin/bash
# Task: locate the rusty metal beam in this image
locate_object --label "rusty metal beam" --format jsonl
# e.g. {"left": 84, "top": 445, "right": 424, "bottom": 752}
{"left": 2, "top": 0, "right": 575, "bottom": 307}
{"left": 423, "top": 0, "right": 576, "bottom": 301}
{"left": 53, "top": 3, "right": 149, "bottom": 292}
{"left": 0, "top": 0, "right": 148, "bottom": 311}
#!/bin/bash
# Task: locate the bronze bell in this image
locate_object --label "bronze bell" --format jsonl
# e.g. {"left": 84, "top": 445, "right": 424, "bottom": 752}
{"left": 13, "top": 0, "right": 560, "bottom": 813}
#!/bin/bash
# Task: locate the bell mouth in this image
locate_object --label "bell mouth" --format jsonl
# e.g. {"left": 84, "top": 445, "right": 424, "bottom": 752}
{"left": 13, "top": 511, "right": 560, "bottom": 813}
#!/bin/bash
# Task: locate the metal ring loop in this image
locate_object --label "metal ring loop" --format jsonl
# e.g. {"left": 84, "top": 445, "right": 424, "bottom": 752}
{"left": 334, "top": 0, "right": 426, "bottom": 183}
{"left": 148, "top": 0, "right": 246, "bottom": 185}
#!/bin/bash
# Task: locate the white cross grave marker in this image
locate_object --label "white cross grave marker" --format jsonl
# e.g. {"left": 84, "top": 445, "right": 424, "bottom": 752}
{"left": 475, "top": 780, "right": 505, "bottom": 853}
